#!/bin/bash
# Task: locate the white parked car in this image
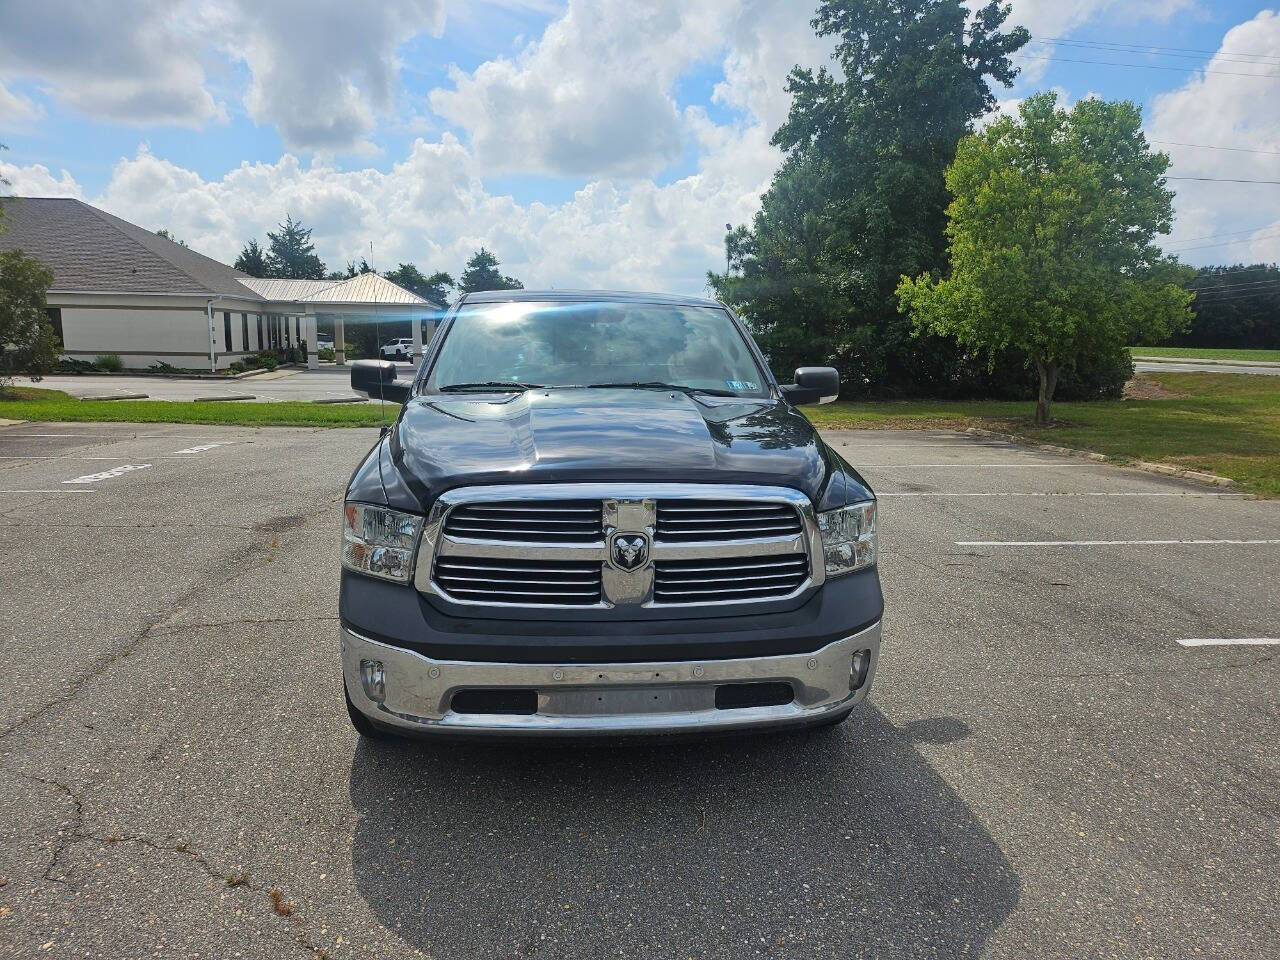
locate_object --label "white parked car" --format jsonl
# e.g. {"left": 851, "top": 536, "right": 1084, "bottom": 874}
{"left": 379, "top": 338, "right": 414, "bottom": 361}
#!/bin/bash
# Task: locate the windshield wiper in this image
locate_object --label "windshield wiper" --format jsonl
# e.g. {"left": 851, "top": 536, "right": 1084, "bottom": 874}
{"left": 585, "top": 381, "right": 738, "bottom": 397}
{"left": 438, "top": 380, "right": 543, "bottom": 392}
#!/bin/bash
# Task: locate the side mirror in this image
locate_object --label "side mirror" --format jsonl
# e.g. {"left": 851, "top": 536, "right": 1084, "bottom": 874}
{"left": 351, "top": 359, "right": 412, "bottom": 404}
{"left": 780, "top": 366, "right": 839, "bottom": 405}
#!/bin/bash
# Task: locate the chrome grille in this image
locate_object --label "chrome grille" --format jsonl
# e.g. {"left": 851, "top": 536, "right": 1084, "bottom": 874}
{"left": 433, "top": 556, "right": 602, "bottom": 605}
{"left": 654, "top": 555, "right": 809, "bottom": 604}
{"left": 656, "top": 500, "right": 802, "bottom": 541}
{"left": 443, "top": 500, "right": 602, "bottom": 542}
{"left": 419, "top": 484, "right": 821, "bottom": 610}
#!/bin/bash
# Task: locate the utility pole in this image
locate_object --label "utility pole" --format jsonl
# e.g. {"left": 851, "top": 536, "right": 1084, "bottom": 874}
{"left": 725, "top": 223, "right": 732, "bottom": 275}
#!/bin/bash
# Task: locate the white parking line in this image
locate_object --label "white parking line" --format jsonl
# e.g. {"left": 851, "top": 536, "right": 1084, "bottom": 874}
{"left": 880, "top": 492, "right": 1249, "bottom": 498}
{"left": 62, "top": 464, "right": 152, "bottom": 484}
{"left": 957, "top": 538, "right": 1280, "bottom": 546}
{"left": 0, "top": 489, "right": 99, "bottom": 494}
{"left": 1176, "top": 638, "right": 1280, "bottom": 647}
{"left": 169, "top": 442, "right": 236, "bottom": 454}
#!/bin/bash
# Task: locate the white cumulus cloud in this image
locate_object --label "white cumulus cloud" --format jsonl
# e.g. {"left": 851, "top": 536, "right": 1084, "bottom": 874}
{"left": 1147, "top": 10, "right": 1280, "bottom": 266}
{"left": 0, "top": 0, "right": 223, "bottom": 128}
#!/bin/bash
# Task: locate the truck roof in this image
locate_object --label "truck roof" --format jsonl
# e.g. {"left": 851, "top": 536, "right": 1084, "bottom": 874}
{"left": 459, "top": 289, "right": 724, "bottom": 308}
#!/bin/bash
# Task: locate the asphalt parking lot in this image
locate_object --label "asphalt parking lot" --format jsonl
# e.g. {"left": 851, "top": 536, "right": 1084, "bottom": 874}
{"left": 1, "top": 422, "right": 1277, "bottom": 959}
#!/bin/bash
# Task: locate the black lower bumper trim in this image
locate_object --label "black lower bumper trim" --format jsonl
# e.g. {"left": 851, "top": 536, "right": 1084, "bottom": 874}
{"left": 340, "top": 568, "right": 883, "bottom": 663}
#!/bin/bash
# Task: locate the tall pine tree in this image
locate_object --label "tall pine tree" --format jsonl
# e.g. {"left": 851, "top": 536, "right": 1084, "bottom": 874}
{"left": 265, "top": 215, "right": 326, "bottom": 279}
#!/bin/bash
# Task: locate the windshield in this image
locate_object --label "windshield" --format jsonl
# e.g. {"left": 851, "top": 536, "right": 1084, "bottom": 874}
{"left": 426, "top": 300, "right": 769, "bottom": 397}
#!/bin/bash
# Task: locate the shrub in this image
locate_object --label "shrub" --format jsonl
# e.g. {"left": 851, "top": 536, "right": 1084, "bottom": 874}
{"left": 94, "top": 353, "right": 124, "bottom": 373}
{"left": 55, "top": 357, "right": 97, "bottom": 374}
{"left": 318, "top": 347, "right": 335, "bottom": 362}
{"left": 229, "top": 360, "right": 247, "bottom": 374}
{"left": 256, "top": 351, "right": 278, "bottom": 371}
{"left": 148, "top": 360, "right": 180, "bottom": 375}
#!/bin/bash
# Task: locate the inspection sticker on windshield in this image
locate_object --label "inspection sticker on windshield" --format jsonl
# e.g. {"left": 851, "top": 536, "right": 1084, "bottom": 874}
{"left": 725, "top": 380, "right": 757, "bottom": 391}
{"left": 62, "top": 463, "right": 152, "bottom": 484}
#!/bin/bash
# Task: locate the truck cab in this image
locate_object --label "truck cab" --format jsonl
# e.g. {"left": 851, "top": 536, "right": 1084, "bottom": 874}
{"left": 341, "top": 290, "right": 881, "bottom": 737}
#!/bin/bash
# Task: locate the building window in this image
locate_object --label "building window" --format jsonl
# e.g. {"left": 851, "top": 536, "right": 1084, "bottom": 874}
{"left": 241, "top": 313, "right": 249, "bottom": 352}
{"left": 223, "top": 311, "right": 232, "bottom": 353}
{"left": 256, "top": 314, "right": 264, "bottom": 351}
{"left": 46, "top": 307, "right": 64, "bottom": 348}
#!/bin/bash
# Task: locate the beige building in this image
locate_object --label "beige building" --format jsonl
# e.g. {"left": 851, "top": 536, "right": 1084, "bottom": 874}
{"left": 0, "top": 197, "right": 442, "bottom": 370}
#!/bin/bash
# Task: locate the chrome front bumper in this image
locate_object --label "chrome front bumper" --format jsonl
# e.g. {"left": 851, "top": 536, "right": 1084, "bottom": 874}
{"left": 341, "top": 620, "right": 881, "bottom": 737}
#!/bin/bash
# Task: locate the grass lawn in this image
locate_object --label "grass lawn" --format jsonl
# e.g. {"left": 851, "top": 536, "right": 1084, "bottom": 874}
{"left": 804, "top": 373, "right": 1280, "bottom": 497}
{"left": 0, "top": 387, "right": 389, "bottom": 428}
{"left": 4, "top": 375, "right": 1277, "bottom": 496}
{"left": 1130, "top": 345, "right": 1280, "bottom": 363}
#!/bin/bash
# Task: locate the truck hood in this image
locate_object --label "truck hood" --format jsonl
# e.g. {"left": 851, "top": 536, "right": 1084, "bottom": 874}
{"left": 379, "top": 388, "right": 871, "bottom": 510}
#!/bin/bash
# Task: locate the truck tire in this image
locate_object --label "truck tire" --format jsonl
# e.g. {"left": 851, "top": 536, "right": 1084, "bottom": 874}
{"left": 344, "top": 683, "right": 397, "bottom": 741}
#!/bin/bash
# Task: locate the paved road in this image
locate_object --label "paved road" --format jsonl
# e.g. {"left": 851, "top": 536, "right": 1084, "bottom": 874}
{"left": 28, "top": 363, "right": 416, "bottom": 402}
{"left": 1134, "top": 360, "right": 1280, "bottom": 376}
{"left": 0, "top": 424, "right": 1277, "bottom": 958}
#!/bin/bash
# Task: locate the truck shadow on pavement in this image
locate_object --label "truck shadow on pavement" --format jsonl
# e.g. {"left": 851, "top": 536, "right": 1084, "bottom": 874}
{"left": 347, "top": 706, "right": 1018, "bottom": 958}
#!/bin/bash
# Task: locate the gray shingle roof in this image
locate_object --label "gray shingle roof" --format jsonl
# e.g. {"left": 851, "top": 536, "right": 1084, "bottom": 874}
{"left": 0, "top": 197, "right": 262, "bottom": 298}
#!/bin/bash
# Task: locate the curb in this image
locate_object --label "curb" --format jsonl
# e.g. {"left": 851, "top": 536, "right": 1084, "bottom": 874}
{"left": 1133, "top": 355, "right": 1280, "bottom": 369}
{"left": 963, "top": 427, "right": 1236, "bottom": 488}
{"left": 81, "top": 393, "right": 149, "bottom": 401}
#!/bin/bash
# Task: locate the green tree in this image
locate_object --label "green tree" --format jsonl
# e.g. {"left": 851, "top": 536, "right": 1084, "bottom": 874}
{"left": 709, "top": 0, "right": 1027, "bottom": 397}
{"left": 0, "top": 248, "right": 58, "bottom": 385}
{"left": 234, "top": 239, "right": 269, "bottom": 277}
{"left": 265, "top": 214, "right": 326, "bottom": 279}
{"left": 459, "top": 248, "right": 523, "bottom": 293}
{"left": 897, "top": 93, "right": 1193, "bottom": 424}
{"left": 1167, "top": 264, "right": 1280, "bottom": 349}
{"left": 384, "top": 263, "right": 454, "bottom": 304}
{"left": 155, "top": 228, "right": 187, "bottom": 247}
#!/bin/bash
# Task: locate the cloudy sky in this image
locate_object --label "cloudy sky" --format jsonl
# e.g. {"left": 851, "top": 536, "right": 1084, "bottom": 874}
{"left": 1, "top": 0, "right": 1277, "bottom": 294}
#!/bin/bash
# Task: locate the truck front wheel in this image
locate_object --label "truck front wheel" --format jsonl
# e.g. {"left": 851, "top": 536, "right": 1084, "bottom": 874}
{"left": 344, "top": 683, "right": 397, "bottom": 741}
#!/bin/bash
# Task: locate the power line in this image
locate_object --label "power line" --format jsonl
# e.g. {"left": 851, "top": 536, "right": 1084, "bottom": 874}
{"left": 1035, "top": 37, "right": 1280, "bottom": 63}
{"left": 1167, "top": 231, "right": 1280, "bottom": 253}
{"left": 1149, "top": 139, "right": 1280, "bottom": 157}
{"left": 1190, "top": 274, "right": 1280, "bottom": 290}
{"left": 1011, "top": 53, "right": 1280, "bottom": 80}
{"left": 1027, "top": 39, "right": 1280, "bottom": 68}
{"left": 1163, "top": 223, "right": 1280, "bottom": 246}
{"left": 1190, "top": 276, "right": 1280, "bottom": 291}
{"left": 1165, "top": 176, "right": 1280, "bottom": 184}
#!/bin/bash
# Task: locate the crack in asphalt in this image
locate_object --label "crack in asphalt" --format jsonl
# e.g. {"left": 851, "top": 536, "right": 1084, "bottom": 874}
{"left": 4, "top": 764, "right": 333, "bottom": 959}
{"left": 144, "top": 615, "right": 340, "bottom": 638}
{"left": 0, "top": 501, "right": 337, "bottom": 743}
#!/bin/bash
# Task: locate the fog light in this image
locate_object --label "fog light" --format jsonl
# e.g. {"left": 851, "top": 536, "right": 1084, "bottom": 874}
{"left": 360, "top": 659, "right": 386, "bottom": 703}
{"left": 850, "top": 649, "right": 871, "bottom": 691}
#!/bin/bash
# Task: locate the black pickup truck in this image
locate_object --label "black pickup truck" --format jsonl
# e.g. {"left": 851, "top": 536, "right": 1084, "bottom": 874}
{"left": 340, "top": 290, "right": 881, "bottom": 737}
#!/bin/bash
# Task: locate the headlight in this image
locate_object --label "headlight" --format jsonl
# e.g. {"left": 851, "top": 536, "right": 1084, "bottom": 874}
{"left": 342, "top": 503, "right": 423, "bottom": 583}
{"left": 817, "top": 500, "right": 876, "bottom": 577}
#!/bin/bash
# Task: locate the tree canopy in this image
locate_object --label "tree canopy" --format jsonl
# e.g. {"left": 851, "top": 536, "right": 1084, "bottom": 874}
{"left": 0, "top": 248, "right": 58, "bottom": 384}
{"left": 155, "top": 228, "right": 187, "bottom": 247}
{"left": 459, "top": 248, "right": 523, "bottom": 293}
{"left": 1163, "top": 264, "right": 1280, "bottom": 349}
{"left": 709, "top": 0, "right": 1029, "bottom": 398}
{"left": 233, "top": 239, "right": 269, "bottom": 277}
{"left": 384, "top": 263, "right": 454, "bottom": 304}
{"left": 265, "top": 215, "right": 326, "bottom": 279}
{"left": 897, "top": 92, "right": 1193, "bottom": 423}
